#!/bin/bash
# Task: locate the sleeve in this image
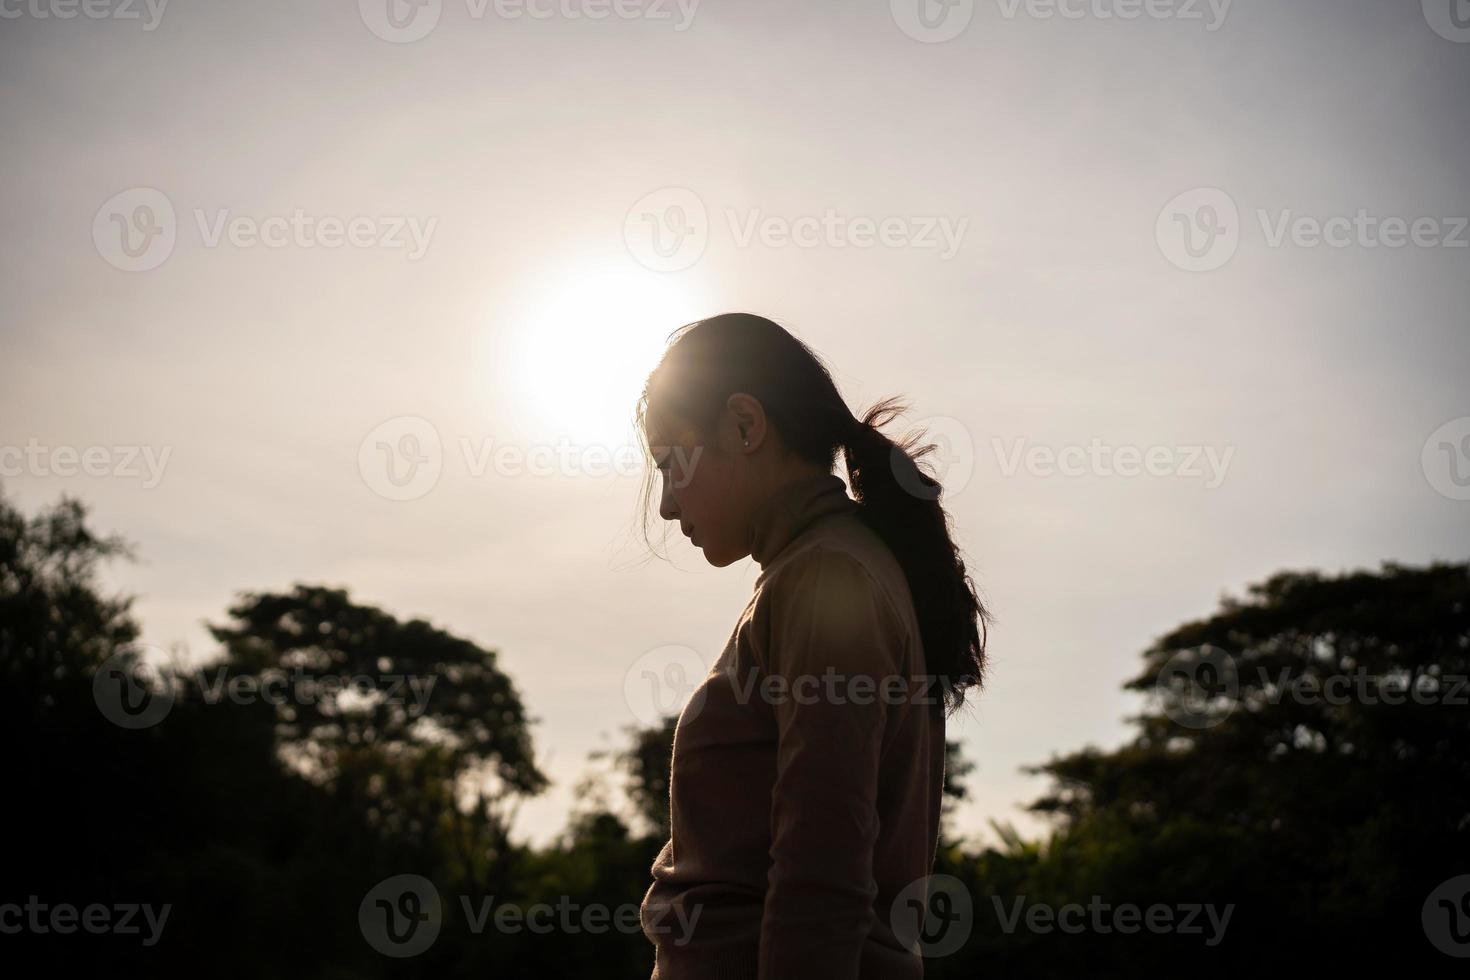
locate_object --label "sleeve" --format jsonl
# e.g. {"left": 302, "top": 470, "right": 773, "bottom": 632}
{"left": 754, "top": 547, "right": 904, "bottom": 980}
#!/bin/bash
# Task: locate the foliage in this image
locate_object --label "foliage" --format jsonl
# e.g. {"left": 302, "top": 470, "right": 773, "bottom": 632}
{"left": 5, "top": 487, "right": 1466, "bottom": 976}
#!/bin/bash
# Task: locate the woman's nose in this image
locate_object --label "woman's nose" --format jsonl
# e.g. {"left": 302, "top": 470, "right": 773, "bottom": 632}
{"left": 658, "top": 478, "right": 679, "bottom": 522}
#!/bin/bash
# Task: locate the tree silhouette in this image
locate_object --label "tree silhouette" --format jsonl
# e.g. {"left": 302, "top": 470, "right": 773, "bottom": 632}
{"left": 10, "top": 484, "right": 1465, "bottom": 977}
{"left": 206, "top": 584, "right": 550, "bottom": 905}
{"left": 933, "top": 560, "right": 1470, "bottom": 977}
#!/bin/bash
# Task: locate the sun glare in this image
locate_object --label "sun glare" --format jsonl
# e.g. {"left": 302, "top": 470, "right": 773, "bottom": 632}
{"left": 499, "top": 271, "right": 706, "bottom": 449}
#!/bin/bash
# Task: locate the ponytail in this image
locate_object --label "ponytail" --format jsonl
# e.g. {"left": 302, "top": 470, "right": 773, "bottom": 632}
{"left": 841, "top": 398, "right": 988, "bottom": 712}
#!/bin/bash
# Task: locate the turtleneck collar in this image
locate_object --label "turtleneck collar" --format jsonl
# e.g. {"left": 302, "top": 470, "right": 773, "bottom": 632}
{"left": 748, "top": 472, "right": 857, "bottom": 568}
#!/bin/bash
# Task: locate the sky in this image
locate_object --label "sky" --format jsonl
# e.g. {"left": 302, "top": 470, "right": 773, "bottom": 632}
{"left": 2, "top": 0, "right": 1467, "bottom": 847}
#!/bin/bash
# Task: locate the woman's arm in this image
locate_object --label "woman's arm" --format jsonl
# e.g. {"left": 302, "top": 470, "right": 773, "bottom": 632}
{"left": 755, "top": 546, "right": 907, "bottom": 979}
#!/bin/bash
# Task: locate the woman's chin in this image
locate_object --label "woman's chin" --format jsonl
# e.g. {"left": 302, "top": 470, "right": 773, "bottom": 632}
{"left": 703, "top": 546, "right": 751, "bottom": 569}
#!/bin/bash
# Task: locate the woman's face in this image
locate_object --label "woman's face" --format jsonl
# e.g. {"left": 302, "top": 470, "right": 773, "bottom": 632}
{"left": 645, "top": 406, "right": 757, "bottom": 568}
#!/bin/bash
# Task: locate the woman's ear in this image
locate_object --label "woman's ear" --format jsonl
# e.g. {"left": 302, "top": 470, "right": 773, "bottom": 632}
{"left": 725, "top": 393, "right": 767, "bottom": 452}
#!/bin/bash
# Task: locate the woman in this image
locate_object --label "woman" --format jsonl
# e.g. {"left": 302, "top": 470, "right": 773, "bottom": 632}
{"left": 635, "top": 313, "right": 988, "bottom": 979}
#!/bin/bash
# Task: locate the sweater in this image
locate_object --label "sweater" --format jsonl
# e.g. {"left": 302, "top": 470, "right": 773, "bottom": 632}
{"left": 640, "top": 472, "right": 946, "bottom": 980}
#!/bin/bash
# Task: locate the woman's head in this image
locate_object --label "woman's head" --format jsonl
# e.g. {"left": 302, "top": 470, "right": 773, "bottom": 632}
{"left": 635, "top": 313, "right": 989, "bottom": 712}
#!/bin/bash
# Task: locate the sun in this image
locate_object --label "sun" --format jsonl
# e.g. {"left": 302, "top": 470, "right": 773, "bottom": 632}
{"left": 496, "top": 270, "right": 707, "bottom": 449}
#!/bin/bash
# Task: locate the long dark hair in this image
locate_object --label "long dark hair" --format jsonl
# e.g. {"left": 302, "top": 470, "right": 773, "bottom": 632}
{"left": 635, "top": 313, "right": 988, "bottom": 714}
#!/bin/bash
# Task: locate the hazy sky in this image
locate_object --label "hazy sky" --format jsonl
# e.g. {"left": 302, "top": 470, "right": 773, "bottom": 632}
{"left": 2, "top": 0, "right": 1467, "bottom": 846}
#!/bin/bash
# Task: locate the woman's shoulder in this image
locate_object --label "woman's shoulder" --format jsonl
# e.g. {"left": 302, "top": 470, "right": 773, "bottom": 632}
{"left": 752, "top": 517, "right": 919, "bottom": 646}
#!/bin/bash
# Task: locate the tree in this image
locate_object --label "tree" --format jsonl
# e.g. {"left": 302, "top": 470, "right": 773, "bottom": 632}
{"left": 1, "top": 490, "right": 380, "bottom": 976}
{"left": 1, "top": 490, "right": 554, "bottom": 977}
{"left": 206, "top": 584, "right": 549, "bottom": 896}
{"left": 1004, "top": 560, "right": 1470, "bottom": 975}
{"left": 0, "top": 491, "right": 137, "bottom": 718}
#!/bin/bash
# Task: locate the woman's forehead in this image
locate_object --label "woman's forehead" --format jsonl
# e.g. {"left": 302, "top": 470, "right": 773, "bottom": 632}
{"left": 642, "top": 403, "right": 694, "bottom": 447}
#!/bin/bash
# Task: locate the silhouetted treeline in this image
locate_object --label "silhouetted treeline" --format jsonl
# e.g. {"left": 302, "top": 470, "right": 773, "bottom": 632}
{"left": 2, "top": 489, "right": 1466, "bottom": 976}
